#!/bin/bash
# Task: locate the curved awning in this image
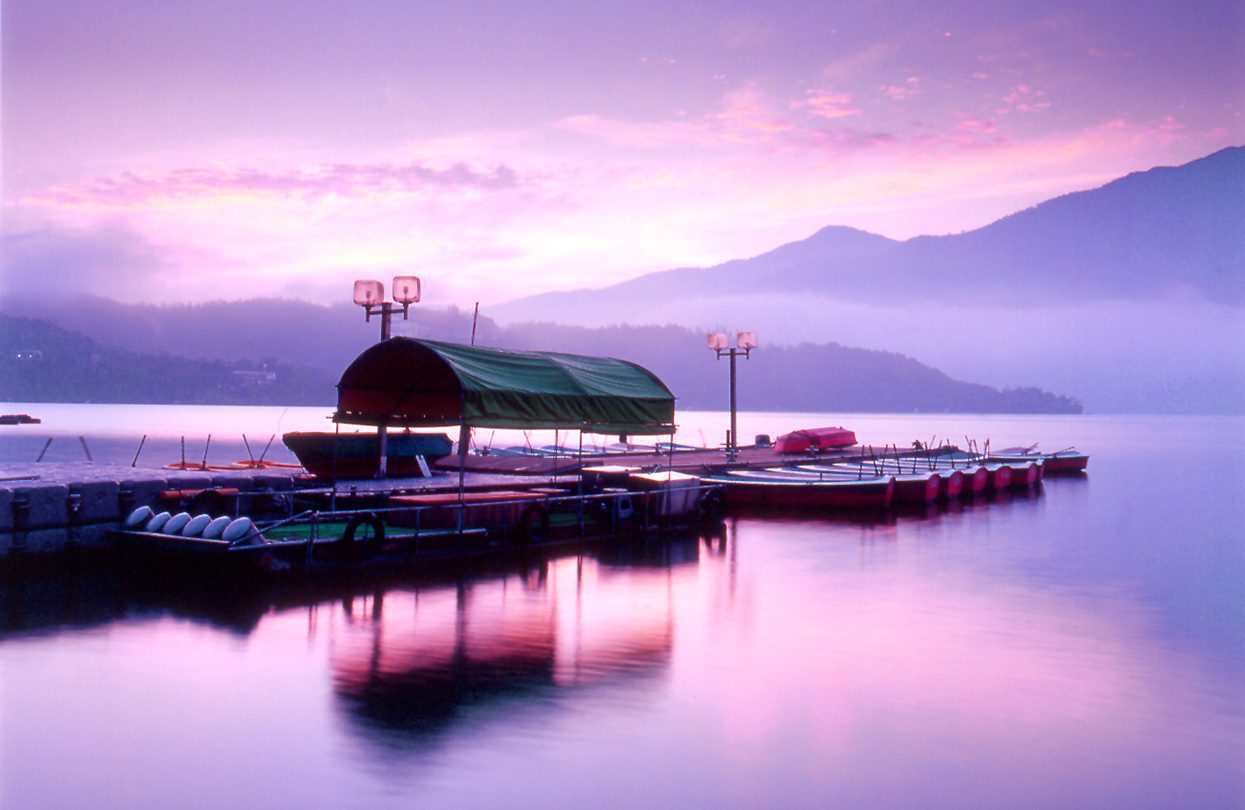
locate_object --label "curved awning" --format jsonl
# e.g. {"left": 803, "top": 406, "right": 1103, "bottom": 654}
{"left": 334, "top": 338, "right": 676, "bottom": 435}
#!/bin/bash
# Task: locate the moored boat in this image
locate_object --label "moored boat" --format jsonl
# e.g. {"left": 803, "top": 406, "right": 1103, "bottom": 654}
{"left": 283, "top": 430, "right": 453, "bottom": 480}
{"left": 987, "top": 447, "right": 1089, "bottom": 473}
{"left": 711, "top": 470, "right": 895, "bottom": 510}
{"left": 998, "top": 460, "right": 1043, "bottom": 488}
{"left": 806, "top": 461, "right": 969, "bottom": 501}
{"left": 774, "top": 426, "right": 857, "bottom": 455}
{"left": 784, "top": 465, "right": 941, "bottom": 506}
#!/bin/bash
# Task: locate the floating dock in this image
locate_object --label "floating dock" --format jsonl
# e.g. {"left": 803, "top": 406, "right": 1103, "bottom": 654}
{"left": 0, "top": 442, "right": 988, "bottom": 561}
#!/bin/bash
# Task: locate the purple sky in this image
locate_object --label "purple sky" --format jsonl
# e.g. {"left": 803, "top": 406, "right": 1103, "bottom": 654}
{"left": 3, "top": 0, "right": 1242, "bottom": 306}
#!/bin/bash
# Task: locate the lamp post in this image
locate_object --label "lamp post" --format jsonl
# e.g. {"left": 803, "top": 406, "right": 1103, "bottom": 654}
{"left": 708, "top": 331, "right": 758, "bottom": 462}
{"left": 353, "top": 276, "right": 421, "bottom": 477}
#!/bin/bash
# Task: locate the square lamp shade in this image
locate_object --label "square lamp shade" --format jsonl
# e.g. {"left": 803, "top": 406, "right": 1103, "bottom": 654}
{"left": 392, "top": 276, "right": 421, "bottom": 304}
{"left": 737, "top": 331, "right": 759, "bottom": 350}
{"left": 353, "top": 279, "right": 384, "bottom": 307}
{"left": 707, "top": 332, "right": 729, "bottom": 350}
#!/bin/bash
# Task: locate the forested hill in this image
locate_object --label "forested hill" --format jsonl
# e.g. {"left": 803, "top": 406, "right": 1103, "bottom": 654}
{"left": 1, "top": 310, "right": 1081, "bottom": 414}
{"left": 0, "top": 314, "right": 330, "bottom": 405}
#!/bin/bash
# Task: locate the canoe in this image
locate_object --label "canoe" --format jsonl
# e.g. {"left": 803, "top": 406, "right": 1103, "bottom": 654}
{"left": 711, "top": 471, "right": 895, "bottom": 510}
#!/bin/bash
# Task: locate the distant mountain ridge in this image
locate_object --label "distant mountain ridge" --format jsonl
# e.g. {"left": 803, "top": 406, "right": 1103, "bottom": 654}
{"left": 0, "top": 308, "right": 1081, "bottom": 414}
{"left": 487, "top": 147, "right": 1245, "bottom": 414}
{"left": 497, "top": 146, "right": 1244, "bottom": 317}
{"left": 4, "top": 148, "right": 1240, "bottom": 414}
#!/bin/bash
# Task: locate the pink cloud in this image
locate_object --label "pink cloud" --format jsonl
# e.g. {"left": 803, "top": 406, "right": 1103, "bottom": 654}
{"left": 881, "top": 76, "right": 922, "bottom": 101}
{"left": 796, "top": 89, "right": 862, "bottom": 119}
{"left": 715, "top": 85, "right": 797, "bottom": 135}
{"left": 958, "top": 117, "right": 997, "bottom": 134}
{"left": 27, "top": 161, "right": 520, "bottom": 207}
{"left": 1148, "top": 114, "right": 1187, "bottom": 145}
{"left": 999, "top": 84, "right": 1051, "bottom": 114}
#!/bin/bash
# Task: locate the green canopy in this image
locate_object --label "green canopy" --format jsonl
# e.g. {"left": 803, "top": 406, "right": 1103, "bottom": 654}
{"left": 334, "top": 337, "right": 676, "bottom": 435}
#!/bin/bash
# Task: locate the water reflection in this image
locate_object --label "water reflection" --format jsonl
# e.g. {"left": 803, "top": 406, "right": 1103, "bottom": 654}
{"left": 327, "top": 534, "right": 725, "bottom": 753}
{"left": 2, "top": 450, "right": 1242, "bottom": 810}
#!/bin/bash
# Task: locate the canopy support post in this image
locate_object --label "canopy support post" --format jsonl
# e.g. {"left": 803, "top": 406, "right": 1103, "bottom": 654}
{"left": 331, "top": 420, "right": 339, "bottom": 511}
{"left": 577, "top": 430, "right": 585, "bottom": 532}
{"left": 456, "top": 423, "right": 469, "bottom": 532}
{"left": 376, "top": 423, "right": 389, "bottom": 479}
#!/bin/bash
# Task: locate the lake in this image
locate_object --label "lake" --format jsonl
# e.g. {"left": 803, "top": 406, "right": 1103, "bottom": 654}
{"left": 1, "top": 406, "right": 1242, "bottom": 809}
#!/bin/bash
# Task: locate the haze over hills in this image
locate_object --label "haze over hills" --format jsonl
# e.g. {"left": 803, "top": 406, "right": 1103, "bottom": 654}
{"left": 3, "top": 148, "right": 1240, "bottom": 415}
{"left": 0, "top": 308, "right": 1079, "bottom": 415}
{"left": 492, "top": 147, "right": 1245, "bottom": 414}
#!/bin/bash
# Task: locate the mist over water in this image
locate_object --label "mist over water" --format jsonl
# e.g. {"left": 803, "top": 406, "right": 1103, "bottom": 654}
{"left": 494, "top": 294, "right": 1245, "bottom": 415}
{"left": 1, "top": 406, "right": 1242, "bottom": 809}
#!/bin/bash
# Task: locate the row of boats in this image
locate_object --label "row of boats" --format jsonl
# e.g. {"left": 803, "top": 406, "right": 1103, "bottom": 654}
{"left": 706, "top": 447, "right": 1088, "bottom": 510}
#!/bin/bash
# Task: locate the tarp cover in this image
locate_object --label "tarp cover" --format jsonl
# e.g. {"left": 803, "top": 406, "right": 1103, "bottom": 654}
{"left": 335, "top": 337, "right": 676, "bottom": 434}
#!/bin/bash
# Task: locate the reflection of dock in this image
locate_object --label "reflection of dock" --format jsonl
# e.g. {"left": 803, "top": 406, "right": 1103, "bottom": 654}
{"left": 330, "top": 549, "right": 693, "bottom": 750}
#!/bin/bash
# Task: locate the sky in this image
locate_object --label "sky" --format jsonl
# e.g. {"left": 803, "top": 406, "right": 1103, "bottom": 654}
{"left": 2, "top": 0, "right": 1242, "bottom": 308}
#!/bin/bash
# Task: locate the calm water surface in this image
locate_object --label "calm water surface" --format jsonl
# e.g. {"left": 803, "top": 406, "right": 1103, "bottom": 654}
{"left": 1, "top": 407, "right": 1243, "bottom": 809}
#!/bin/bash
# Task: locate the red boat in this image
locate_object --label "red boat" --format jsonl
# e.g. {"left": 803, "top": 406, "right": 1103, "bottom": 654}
{"left": 999, "top": 460, "right": 1043, "bottom": 488}
{"left": 790, "top": 465, "right": 941, "bottom": 506}
{"left": 826, "top": 461, "right": 972, "bottom": 501}
{"left": 713, "top": 471, "right": 895, "bottom": 510}
{"left": 983, "top": 464, "right": 1013, "bottom": 492}
{"left": 774, "top": 427, "right": 858, "bottom": 454}
{"left": 988, "top": 448, "right": 1089, "bottom": 474}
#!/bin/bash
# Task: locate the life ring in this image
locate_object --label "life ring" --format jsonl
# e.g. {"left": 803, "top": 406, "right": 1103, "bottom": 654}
{"left": 342, "top": 512, "right": 384, "bottom": 554}
{"left": 517, "top": 505, "right": 549, "bottom": 545}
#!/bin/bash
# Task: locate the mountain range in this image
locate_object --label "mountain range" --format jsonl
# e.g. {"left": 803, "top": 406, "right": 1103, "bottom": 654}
{"left": 0, "top": 308, "right": 1079, "bottom": 415}
{"left": 491, "top": 147, "right": 1245, "bottom": 414}
{"left": 3, "top": 147, "right": 1240, "bottom": 414}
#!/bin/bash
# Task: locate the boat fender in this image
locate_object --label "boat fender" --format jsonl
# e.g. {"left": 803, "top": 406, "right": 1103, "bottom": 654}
{"left": 124, "top": 506, "right": 154, "bottom": 529}
{"left": 202, "top": 516, "right": 232, "bottom": 539}
{"left": 517, "top": 505, "right": 549, "bottom": 545}
{"left": 163, "top": 512, "right": 192, "bottom": 534}
{"left": 222, "top": 517, "right": 266, "bottom": 545}
{"left": 182, "top": 514, "right": 213, "bottom": 537}
{"left": 342, "top": 512, "right": 384, "bottom": 552}
{"left": 145, "top": 511, "right": 172, "bottom": 533}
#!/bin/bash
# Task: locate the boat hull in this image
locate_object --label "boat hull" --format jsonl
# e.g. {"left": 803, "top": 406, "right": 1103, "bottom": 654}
{"left": 989, "top": 453, "right": 1088, "bottom": 474}
{"left": 282, "top": 431, "right": 453, "bottom": 480}
{"left": 789, "top": 465, "right": 939, "bottom": 506}
{"left": 1000, "top": 461, "right": 1042, "bottom": 489}
{"left": 718, "top": 476, "right": 895, "bottom": 510}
